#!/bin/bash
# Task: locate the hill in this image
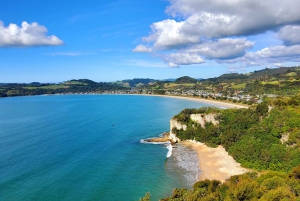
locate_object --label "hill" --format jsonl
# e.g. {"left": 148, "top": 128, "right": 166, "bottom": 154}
{"left": 153, "top": 95, "right": 300, "bottom": 200}
{"left": 118, "top": 78, "right": 157, "bottom": 87}
{"left": 0, "top": 79, "right": 127, "bottom": 97}
{"left": 175, "top": 76, "right": 198, "bottom": 83}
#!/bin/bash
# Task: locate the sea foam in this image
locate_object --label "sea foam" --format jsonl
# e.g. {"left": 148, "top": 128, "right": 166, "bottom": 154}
{"left": 172, "top": 144, "right": 201, "bottom": 187}
{"left": 140, "top": 137, "right": 173, "bottom": 157}
{"left": 166, "top": 144, "right": 173, "bottom": 158}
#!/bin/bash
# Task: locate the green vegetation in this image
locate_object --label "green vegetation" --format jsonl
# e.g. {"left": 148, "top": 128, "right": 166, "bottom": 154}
{"left": 172, "top": 95, "right": 300, "bottom": 172}
{"left": 161, "top": 165, "right": 300, "bottom": 200}
{"left": 119, "top": 78, "right": 157, "bottom": 87}
{"left": 0, "top": 79, "right": 127, "bottom": 97}
{"left": 231, "top": 83, "right": 246, "bottom": 89}
{"left": 1, "top": 66, "right": 300, "bottom": 98}
{"left": 159, "top": 95, "right": 300, "bottom": 200}
{"left": 175, "top": 76, "right": 197, "bottom": 84}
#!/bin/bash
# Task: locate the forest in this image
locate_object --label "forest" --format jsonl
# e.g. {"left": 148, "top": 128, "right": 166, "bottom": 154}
{"left": 160, "top": 165, "right": 300, "bottom": 200}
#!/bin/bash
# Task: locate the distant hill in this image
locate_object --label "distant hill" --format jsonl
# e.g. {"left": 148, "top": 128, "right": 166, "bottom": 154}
{"left": 175, "top": 76, "right": 197, "bottom": 83}
{"left": 205, "top": 66, "right": 300, "bottom": 82}
{"left": 119, "top": 78, "right": 157, "bottom": 87}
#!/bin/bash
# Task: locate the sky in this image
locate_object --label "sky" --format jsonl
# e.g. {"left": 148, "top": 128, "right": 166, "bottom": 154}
{"left": 1, "top": 0, "right": 300, "bottom": 83}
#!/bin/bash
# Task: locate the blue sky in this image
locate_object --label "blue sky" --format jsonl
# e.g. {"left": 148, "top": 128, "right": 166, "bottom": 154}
{"left": 1, "top": 0, "right": 300, "bottom": 83}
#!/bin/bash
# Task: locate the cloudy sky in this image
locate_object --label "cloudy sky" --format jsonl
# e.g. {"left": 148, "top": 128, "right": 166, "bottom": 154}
{"left": 1, "top": 0, "right": 300, "bottom": 83}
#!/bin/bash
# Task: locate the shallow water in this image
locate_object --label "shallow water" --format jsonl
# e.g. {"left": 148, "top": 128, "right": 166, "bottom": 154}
{"left": 0, "top": 94, "right": 215, "bottom": 201}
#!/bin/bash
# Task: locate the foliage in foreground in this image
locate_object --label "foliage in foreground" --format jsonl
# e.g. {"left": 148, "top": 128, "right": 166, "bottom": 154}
{"left": 160, "top": 165, "right": 300, "bottom": 201}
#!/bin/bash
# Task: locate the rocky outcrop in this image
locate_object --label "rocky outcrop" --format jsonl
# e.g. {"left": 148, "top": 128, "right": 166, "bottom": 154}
{"left": 169, "top": 119, "right": 186, "bottom": 143}
{"left": 190, "top": 113, "right": 219, "bottom": 128}
{"left": 143, "top": 132, "right": 171, "bottom": 143}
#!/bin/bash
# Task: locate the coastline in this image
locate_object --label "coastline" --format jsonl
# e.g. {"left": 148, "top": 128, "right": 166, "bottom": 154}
{"left": 135, "top": 93, "right": 249, "bottom": 183}
{"left": 183, "top": 140, "right": 249, "bottom": 182}
{"left": 129, "top": 94, "right": 248, "bottom": 109}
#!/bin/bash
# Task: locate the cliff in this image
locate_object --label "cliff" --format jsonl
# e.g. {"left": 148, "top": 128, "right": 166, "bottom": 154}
{"left": 190, "top": 113, "right": 219, "bottom": 128}
{"left": 169, "top": 119, "right": 186, "bottom": 143}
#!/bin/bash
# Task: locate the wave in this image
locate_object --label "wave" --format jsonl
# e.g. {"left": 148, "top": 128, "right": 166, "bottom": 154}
{"left": 140, "top": 137, "right": 173, "bottom": 158}
{"left": 140, "top": 139, "right": 170, "bottom": 145}
{"left": 166, "top": 144, "right": 173, "bottom": 158}
{"left": 172, "top": 144, "right": 201, "bottom": 187}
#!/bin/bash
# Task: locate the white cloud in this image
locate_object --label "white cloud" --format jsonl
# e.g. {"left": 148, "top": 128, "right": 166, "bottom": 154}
{"left": 278, "top": 25, "right": 300, "bottom": 46}
{"left": 162, "top": 0, "right": 300, "bottom": 41}
{"left": 222, "top": 45, "right": 300, "bottom": 66}
{"left": 161, "top": 53, "right": 205, "bottom": 67}
{"left": 145, "top": 0, "right": 300, "bottom": 49}
{"left": 133, "top": 0, "right": 300, "bottom": 68}
{"left": 0, "top": 21, "right": 63, "bottom": 47}
{"left": 186, "top": 38, "right": 254, "bottom": 60}
{"left": 143, "top": 19, "right": 199, "bottom": 49}
{"left": 132, "top": 44, "right": 152, "bottom": 53}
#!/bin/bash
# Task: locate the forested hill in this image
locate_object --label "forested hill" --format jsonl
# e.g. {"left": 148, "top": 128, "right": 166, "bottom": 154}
{"left": 0, "top": 79, "right": 127, "bottom": 97}
{"left": 206, "top": 66, "right": 300, "bottom": 82}
{"left": 175, "top": 76, "right": 198, "bottom": 83}
{"left": 160, "top": 165, "right": 300, "bottom": 200}
{"left": 118, "top": 78, "right": 157, "bottom": 87}
{"left": 153, "top": 95, "right": 300, "bottom": 201}
{"left": 173, "top": 95, "right": 300, "bottom": 172}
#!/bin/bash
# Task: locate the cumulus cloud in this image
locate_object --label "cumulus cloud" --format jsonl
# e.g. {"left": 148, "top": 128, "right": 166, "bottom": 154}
{"left": 0, "top": 21, "right": 63, "bottom": 47}
{"left": 133, "top": 0, "right": 300, "bottom": 67}
{"left": 222, "top": 45, "right": 300, "bottom": 66}
{"left": 278, "top": 25, "right": 300, "bottom": 46}
{"left": 161, "top": 53, "right": 205, "bottom": 67}
{"left": 186, "top": 38, "right": 254, "bottom": 60}
{"left": 132, "top": 44, "right": 152, "bottom": 53}
{"left": 162, "top": 0, "right": 300, "bottom": 42}
{"left": 143, "top": 19, "right": 199, "bottom": 50}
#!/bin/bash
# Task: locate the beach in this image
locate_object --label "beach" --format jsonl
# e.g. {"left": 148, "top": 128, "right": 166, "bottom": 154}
{"left": 136, "top": 94, "right": 248, "bottom": 109}
{"left": 183, "top": 140, "right": 249, "bottom": 182}
{"left": 141, "top": 94, "right": 250, "bottom": 182}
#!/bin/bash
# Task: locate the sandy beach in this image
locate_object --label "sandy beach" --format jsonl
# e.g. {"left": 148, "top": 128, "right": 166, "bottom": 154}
{"left": 129, "top": 93, "right": 249, "bottom": 182}
{"left": 133, "top": 94, "right": 248, "bottom": 109}
{"left": 183, "top": 140, "right": 249, "bottom": 182}
{"left": 142, "top": 94, "right": 249, "bottom": 182}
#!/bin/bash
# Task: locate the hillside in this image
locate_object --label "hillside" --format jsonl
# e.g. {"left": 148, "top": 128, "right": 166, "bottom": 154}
{"left": 0, "top": 79, "right": 126, "bottom": 97}
{"left": 141, "top": 95, "right": 300, "bottom": 200}
{"left": 1, "top": 66, "right": 299, "bottom": 98}
{"left": 175, "top": 76, "right": 198, "bottom": 84}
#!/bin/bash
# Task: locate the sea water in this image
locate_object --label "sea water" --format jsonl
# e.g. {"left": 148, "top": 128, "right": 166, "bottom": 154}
{"left": 0, "top": 95, "right": 215, "bottom": 201}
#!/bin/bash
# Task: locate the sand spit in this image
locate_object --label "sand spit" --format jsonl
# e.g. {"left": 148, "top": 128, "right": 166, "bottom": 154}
{"left": 183, "top": 140, "right": 249, "bottom": 183}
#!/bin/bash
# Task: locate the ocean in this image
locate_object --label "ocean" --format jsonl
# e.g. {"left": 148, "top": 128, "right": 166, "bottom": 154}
{"left": 0, "top": 95, "right": 214, "bottom": 201}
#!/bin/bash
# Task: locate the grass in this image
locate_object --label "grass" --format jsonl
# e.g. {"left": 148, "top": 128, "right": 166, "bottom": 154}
{"left": 286, "top": 72, "right": 297, "bottom": 77}
{"left": 231, "top": 83, "right": 246, "bottom": 89}
{"left": 261, "top": 81, "right": 279, "bottom": 85}
{"left": 164, "top": 83, "right": 196, "bottom": 89}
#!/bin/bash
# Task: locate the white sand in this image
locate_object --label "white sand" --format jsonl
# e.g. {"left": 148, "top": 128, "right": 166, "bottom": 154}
{"left": 183, "top": 140, "right": 249, "bottom": 182}
{"left": 133, "top": 94, "right": 248, "bottom": 109}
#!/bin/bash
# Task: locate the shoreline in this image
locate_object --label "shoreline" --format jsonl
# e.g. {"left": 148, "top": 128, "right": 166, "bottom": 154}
{"left": 5, "top": 93, "right": 248, "bottom": 109}
{"left": 127, "top": 94, "right": 248, "bottom": 109}
{"left": 183, "top": 140, "right": 249, "bottom": 182}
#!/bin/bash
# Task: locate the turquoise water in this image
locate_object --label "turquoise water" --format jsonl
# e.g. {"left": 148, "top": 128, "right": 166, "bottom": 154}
{"left": 0, "top": 95, "right": 213, "bottom": 201}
